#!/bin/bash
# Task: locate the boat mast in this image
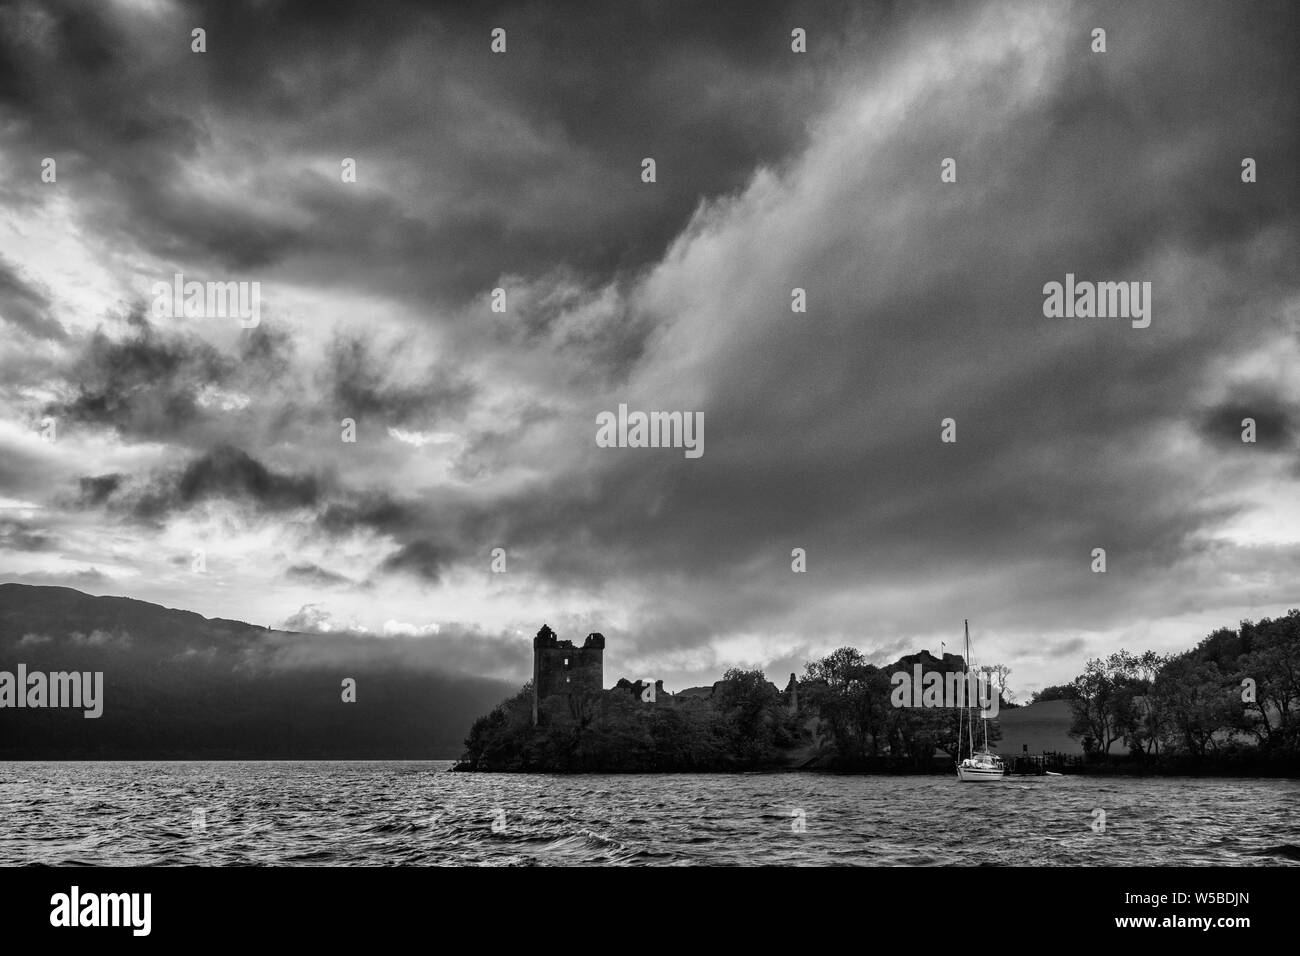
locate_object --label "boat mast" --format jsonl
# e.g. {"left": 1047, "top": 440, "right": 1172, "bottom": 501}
{"left": 964, "top": 619, "right": 974, "bottom": 756}
{"left": 956, "top": 641, "right": 964, "bottom": 764}
{"left": 969, "top": 619, "right": 991, "bottom": 753}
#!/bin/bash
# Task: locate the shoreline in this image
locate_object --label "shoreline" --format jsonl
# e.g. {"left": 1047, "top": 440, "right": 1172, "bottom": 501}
{"left": 450, "top": 761, "right": 1300, "bottom": 779}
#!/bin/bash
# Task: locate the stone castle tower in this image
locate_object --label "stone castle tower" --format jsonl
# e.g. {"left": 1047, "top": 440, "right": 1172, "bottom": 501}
{"left": 532, "top": 624, "right": 604, "bottom": 725}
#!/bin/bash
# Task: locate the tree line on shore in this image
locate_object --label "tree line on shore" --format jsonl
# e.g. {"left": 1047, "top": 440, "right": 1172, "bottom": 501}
{"left": 457, "top": 648, "right": 1001, "bottom": 772}
{"left": 457, "top": 609, "right": 1299, "bottom": 773}
{"left": 456, "top": 669, "right": 800, "bottom": 772}
{"left": 1036, "top": 609, "right": 1299, "bottom": 771}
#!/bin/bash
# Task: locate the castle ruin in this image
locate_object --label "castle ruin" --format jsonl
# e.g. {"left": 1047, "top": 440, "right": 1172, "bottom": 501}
{"left": 532, "top": 624, "right": 604, "bottom": 724}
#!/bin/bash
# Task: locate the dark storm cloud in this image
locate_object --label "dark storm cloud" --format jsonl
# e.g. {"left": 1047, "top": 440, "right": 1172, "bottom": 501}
{"left": 44, "top": 319, "right": 232, "bottom": 439}
{"left": 317, "top": 493, "right": 415, "bottom": 536}
{"left": 378, "top": 539, "right": 456, "bottom": 583}
{"left": 0, "top": 518, "right": 56, "bottom": 552}
{"left": 36, "top": 316, "right": 302, "bottom": 451}
{"left": 130, "top": 444, "right": 319, "bottom": 519}
{"left": 326, "top": 335, "right": 474, "bottom": 426}
{"left": 276, "top": 0, "right": 1300, "bottom": 663}
{"left": 1199, "top": 392, "right": 1296, "bottom": 449}
{"left": 0, "top": 0, "right": 861, "bottom": 310}
{"left": 503, "top": 2, "right": 1298, "bottom": 591}
{"left": 73, "top": 447, "right": 471, "bottom": 587}
{"left": 237, "top": 323, "right": 296, "bottom": 376}
{"left": 450, "top": 400, "right": 561, "bottom": 480}
{"left": 283, "top": 562, "right": 354, "bottom": 587}
{"left": 0, "top": 256, "right": 64, "bottom": 340}
{"left": 77, "top": 473, "right": 123, "bottom": 507}
{"left": 2, "top": 0, "right": 1297, "bottom": 693}
{"left": 172, "top": 444, "right": 318, "bottom": 510}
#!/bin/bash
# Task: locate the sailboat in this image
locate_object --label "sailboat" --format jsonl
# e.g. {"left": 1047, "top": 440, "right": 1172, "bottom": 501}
{"left": 956, "top": 619, "right": 1005, "bottom": 782}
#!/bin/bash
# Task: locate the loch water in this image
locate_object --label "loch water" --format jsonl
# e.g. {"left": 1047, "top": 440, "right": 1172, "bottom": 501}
{"left": 2, "top": 761, "right": 1297, "bottom": 866}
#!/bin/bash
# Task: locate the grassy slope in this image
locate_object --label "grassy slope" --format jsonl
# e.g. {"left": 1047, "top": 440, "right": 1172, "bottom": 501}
{"left": 992, "top": 699, "right": 1082, "bottom": 755}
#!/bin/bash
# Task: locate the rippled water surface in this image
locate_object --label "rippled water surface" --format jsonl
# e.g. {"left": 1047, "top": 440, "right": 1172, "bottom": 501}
{"left": 2, "top": 762, "right": 1298, "bottom": 866}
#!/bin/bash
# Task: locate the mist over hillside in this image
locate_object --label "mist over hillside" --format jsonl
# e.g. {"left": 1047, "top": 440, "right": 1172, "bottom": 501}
{"left": 0, "top": 584, "right": 513, "bottom": 758}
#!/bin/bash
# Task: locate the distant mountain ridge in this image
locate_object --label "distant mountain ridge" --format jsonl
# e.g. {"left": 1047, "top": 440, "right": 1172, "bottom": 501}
{"left": 0, "top": 584, "right": 512, "bottom": 759}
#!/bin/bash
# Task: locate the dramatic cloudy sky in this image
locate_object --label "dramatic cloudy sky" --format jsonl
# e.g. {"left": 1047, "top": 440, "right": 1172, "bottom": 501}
{"left": 0, "top": 0, "right": 1296, "bottom": 697}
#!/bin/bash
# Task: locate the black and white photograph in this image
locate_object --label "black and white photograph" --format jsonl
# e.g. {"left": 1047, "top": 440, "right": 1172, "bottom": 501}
{"left": 0, "top": 0, "right": 1296, "bottom": 939}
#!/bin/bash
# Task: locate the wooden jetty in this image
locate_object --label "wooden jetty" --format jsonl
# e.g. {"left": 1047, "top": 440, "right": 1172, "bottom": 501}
{"left": 1002, "top": 750, "right": 1085, "bottom": 775}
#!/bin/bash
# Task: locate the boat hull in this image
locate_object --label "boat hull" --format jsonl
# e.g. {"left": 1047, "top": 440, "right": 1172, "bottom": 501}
{"left": 956, "top": 764, "right": 1005, "bottom": 781}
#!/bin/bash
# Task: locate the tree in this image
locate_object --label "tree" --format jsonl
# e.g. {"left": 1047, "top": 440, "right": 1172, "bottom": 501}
{"left": 1151, "top": 657, "right": 1237, "bottom": 757}
{"left": 1237, "top": 610, "right": 1300, "bottom": 752}
{"left": 1068, "top": 658, "right": 1130, "bottom": 755}
{"left": 715, "top": 667, "right": 782, "bottom": 764}
{"left": 1127, "top": 650, "right": 1170, "bottom": 756}
{"left": 980, "top": 663, "right": 1013, "bottom": 704}
{"left": 805, "top": 648, "right": 877, "bottom": 758}
{"left": 1097, "top": 649, "right": 1164, "bottom": 757}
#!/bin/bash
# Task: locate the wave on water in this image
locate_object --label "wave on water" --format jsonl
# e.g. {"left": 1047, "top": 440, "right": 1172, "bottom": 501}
{"left": 1252, "top": 843, "right": 1300, "bottom": 861}
{"left": 1, "top": 762, "right": 1297, "bottom": 866}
